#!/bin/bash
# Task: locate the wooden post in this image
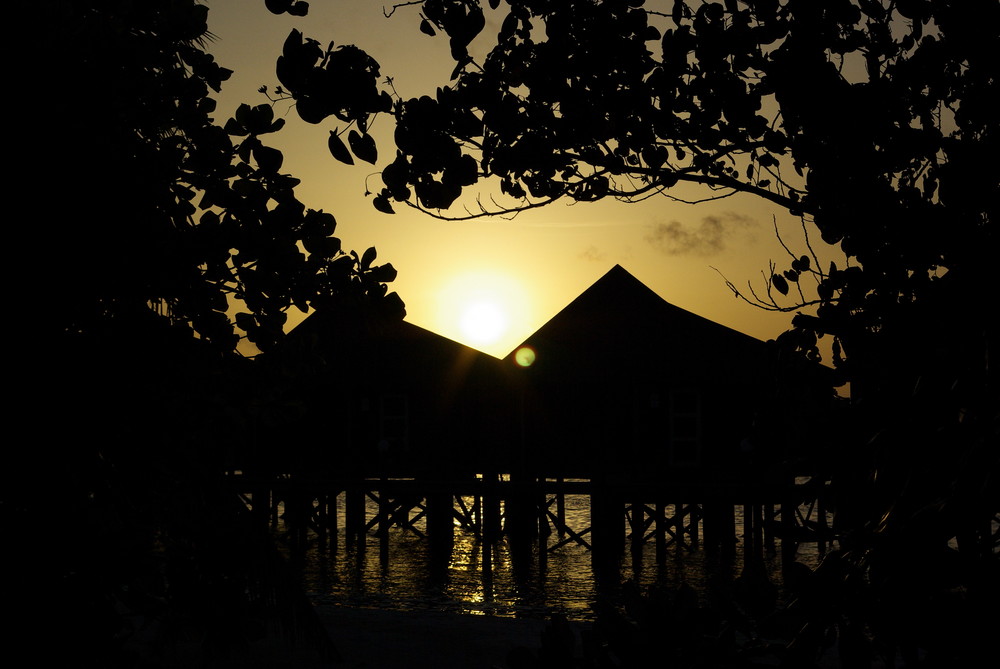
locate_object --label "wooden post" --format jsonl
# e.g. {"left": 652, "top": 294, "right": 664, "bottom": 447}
{"left": 482, "top": 534, "right": 493, "bottom": 596}
{"left": 345, "top": 484, "right": 365, "bottom": 548}
{"left": 630, "top": 499, "right": 644, "bottom": 554}
{"left": 506, "top": 474, "right": 538, "bottom": 555}
{"left": 743, "top": 503, "right": 762, "bottom": 564}
{"left": 676, "top": 500, "right": 685, "bottom": 555}
{"left": 742, "top": 503, "right": 752, "bottom": 563}
{"left": 655, "top": 501, "right": 667, "bottom": 565}
{"left": 628, "top": 499, "right": 644, "bottom": 576}
{"left": 764, "top": 503, "right": 777, "bottom": 555}
{"left": 483, "top": 473, "right": 502, "bottom": 545}
{"left": 329, "top": 489, "right": 339, "bottom": 555}
{"left": 722, "top": 502, "right": 737, "bottom": 559}
{"left": 284, "top": 485, "right": 310, "bottom": 558}
{"left": 781, "top": 495, "right": 796, "bottom": 568}
{"left": 427, "top": 489, "right": 454, "bottom": 568}
{"left": 555, "top": 478, "right": 567, "bottom": 539}
{"left": 378, "top": 477, "right": 390, "bottom": 568}
{"left": 817, "top": 496, "right": 828, "bottom": 556}
{"left": 591, "top": 482, "right": 624, "bottom": 576}
{"left": 703, "top": 499, "right": 717, "bottom": 556}
{"left": 691, "top": 503, "right": 701, "bottom": 548}
{"left": 472, "top": 488, "right": 482, "bottom": 537}
{"left": 538, "top": 487, "right": 548, "bottom": 573}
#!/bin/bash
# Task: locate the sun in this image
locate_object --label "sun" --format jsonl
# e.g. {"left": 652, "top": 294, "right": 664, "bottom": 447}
{"left": 459, "top": 300, "right": 508, "bottom": 346}
{"left": 438, "top": 270, "right": 530, "bottom": 356}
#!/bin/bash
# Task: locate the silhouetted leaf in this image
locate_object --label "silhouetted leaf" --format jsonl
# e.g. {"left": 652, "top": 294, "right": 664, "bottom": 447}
{"left": 303, "top": 235, "right": 341, "bottom": 259}
{"left": 368, "top": 262, "right": 398, "bottom": 283}
{"left": 253, "top": 145, "right": 283, "bottom": 173}
{"left": 672, "top": 0, "right": 688, "bottom": 25}
{"left": 373, "top": 195, "right": 395, "bottom": 214}
{"left": 420, "top": 19, "right": 436, "bottom": 36}
{"left": 224, "top": 117, "right": 248, "bottom": 136}
{"left": 265, "top": 0, "right": 292, "bottom": 14}
{"left": 757, "top": 153, "right": 778, "bottom": 168}
{"left": 328, "top": 130, "right": 354, "bottom": 165}
{"left": 771, "top": 273, "right": 789, "bottom": 295}
{"left": 234, "top": 312, "right": 256, "bottom": 330}
{"left": 348, "top": 130, "right": 378, "bottom": 164}
{"left": 235, "top": 103, "right": 277, "bottom": 135}
{"left": 360, "top": 246, "right": 377, "bottom": 270}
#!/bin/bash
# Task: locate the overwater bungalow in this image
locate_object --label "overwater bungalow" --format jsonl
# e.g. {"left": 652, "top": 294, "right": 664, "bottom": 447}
{"left": 261, "top": 264, "right": 831, "bottom": 487}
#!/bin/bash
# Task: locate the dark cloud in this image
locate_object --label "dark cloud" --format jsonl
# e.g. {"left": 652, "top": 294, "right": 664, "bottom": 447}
{"left": 645, "top": 213, "right": 757, "bottom": 256}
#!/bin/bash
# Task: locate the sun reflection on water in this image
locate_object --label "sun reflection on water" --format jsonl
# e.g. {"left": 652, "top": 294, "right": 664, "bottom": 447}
{"left": 286, "top": 487, "right": 826, "bottom": 621}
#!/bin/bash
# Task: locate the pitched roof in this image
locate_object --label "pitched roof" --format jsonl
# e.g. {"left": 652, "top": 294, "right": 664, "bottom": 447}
{"left": 505, "top": 264, "right": 766, "bottom": 382}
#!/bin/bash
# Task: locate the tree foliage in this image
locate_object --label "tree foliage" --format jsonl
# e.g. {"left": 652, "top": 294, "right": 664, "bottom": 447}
{"left": 19, "top": 1, "right": 403, "bottom": 663}
{"left": 274, "top": 0, "right": 997, "bottom": 661}
{"left": 279, "top": 0, "right": 994, "bottom": 378}
{"left": 278, "top": 0, "right": 995, "bottom": 426}
{"left": 37, "top": 0, "right": 402, "bottom": 356}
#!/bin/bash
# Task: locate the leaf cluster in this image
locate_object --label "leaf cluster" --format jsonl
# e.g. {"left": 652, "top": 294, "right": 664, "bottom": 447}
{"left": 39, "top": 0, "right": 403, "bottom": 356}
{"left": 349, "top": 1, "right": 995, "bottom": 383}
{"left": 297, "top": 0, "right": 999, "bottom": 592}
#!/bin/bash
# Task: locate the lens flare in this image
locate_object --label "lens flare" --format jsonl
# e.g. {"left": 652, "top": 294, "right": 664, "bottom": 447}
{"left": 514, "top": 346, "right": 536, "bottom": 367}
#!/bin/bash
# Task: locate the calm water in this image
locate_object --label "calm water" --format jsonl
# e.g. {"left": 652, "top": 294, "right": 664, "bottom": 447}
{"left": 281, "top": 483, "right": 827, "bottom": 621}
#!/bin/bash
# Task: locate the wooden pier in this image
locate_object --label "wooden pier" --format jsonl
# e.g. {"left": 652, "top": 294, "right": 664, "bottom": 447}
{"left": 256, "top": 266, "right": 847, "bottom": 584}
{"left": 228, "top": 470, "right": 837, "bottom": 573}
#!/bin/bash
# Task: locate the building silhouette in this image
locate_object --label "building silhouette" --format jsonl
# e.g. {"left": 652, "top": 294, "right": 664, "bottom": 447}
{"left": 269, "top": 264, "right": 800, "bottom": 484}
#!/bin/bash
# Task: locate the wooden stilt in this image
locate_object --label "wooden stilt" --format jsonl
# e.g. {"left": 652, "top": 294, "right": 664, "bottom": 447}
{"left": 330, "top": 490, "right": 339, "bottom": 555}
{"left": 538, "top": 488, "right": 548, "bottom": 573}
{"left": 703, "top": 499, "right": 717, "bottom": 556}
{"left": 346, "top": 485, "right": 364, "bottom": 548}
{"left": 817, "top": 496, "right": 828, "bottom": 556}
{"left": 722, "top": 502, "right": 737, "bottom": 559}
{"left": 691, "top": 503, "right": 701, "bottom": 548}
{"left": 483, "top": 473, "right": 502, "bottom": 545}
{"left": 378, "top": 478, "right": 390, "bottom": 567}
{"left": 655, "top": 501, "right": 666, "bottom": 565}
{"left": 676, "top": 501, "right": 685, "bottom": 555}
{"left": 630, "top": 499, "right": 644, "bottom": 564}
{"left": 427, "top": 490, "right": 454, "bottom": 564}
{"left": 764, "top": 503, "right": 776, "bottom": 555}
{"left": 591, "top": 484, "right": 624, "bottom": 574}
{"left": 555, "top": 478, "right": 566, "bottom": 539}
{"left": 472, "top": 489, "right": 482, "bottom": 537}
{"left": 781, "top": 496, "right": 796, "bottom": 568}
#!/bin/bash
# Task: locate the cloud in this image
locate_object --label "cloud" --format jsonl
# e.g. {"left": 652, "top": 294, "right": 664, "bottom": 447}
{"left": 579, "top": 245, "right": 608, "bottom": 262}
{"left": 645, "top": 213, "right": 757, "bottom": 256}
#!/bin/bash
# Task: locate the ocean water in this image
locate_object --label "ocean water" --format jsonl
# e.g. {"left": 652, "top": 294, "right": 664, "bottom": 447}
{"left": 281, "top": 483, "right": 827, "bottom": 621}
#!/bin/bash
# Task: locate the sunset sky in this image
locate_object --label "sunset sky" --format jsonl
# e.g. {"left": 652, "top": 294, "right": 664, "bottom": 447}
{"left": 206, "top": 1, "right": 815, "bottom": 357}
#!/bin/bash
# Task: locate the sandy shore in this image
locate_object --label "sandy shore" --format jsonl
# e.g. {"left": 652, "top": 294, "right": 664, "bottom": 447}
{"left": 317, "top": 606, "right": 585, "bottom": 669}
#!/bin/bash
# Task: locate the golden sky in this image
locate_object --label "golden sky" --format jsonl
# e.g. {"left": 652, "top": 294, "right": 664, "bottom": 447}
{"left": 207, "top": 0, "right": 808, "bottom": 357}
